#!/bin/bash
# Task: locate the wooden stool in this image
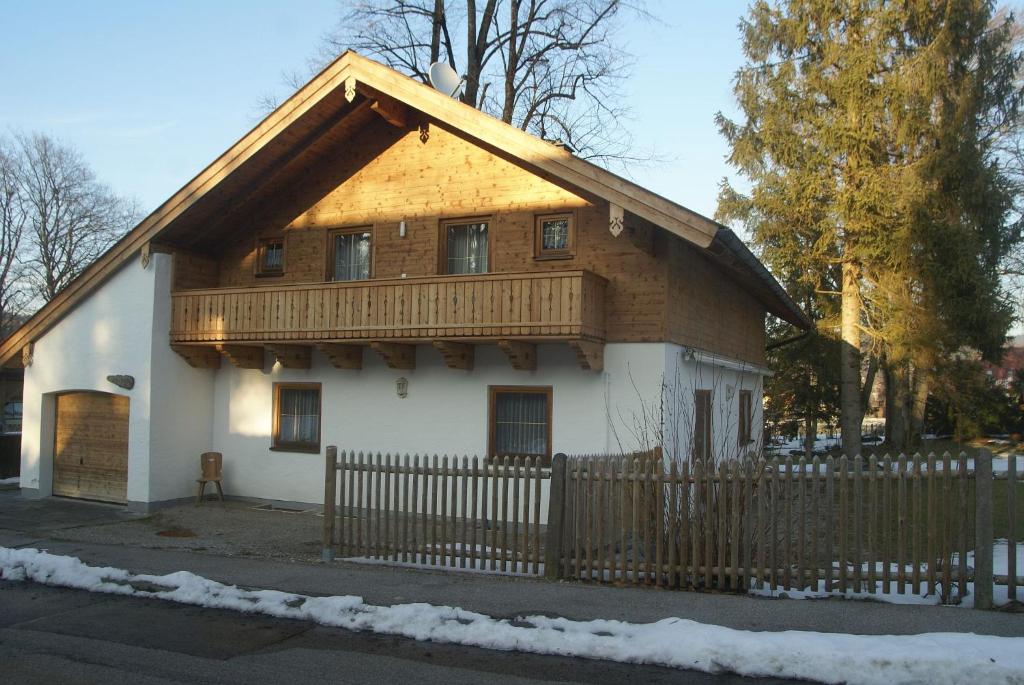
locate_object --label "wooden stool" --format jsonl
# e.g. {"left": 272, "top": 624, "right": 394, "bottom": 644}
{"left": 195, "top": 452, "right": 224, "bottom": 505}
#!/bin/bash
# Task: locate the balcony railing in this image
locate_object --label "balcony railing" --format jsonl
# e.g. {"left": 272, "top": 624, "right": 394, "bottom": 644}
{"left": 169, "top": 270, "right": 606, "bottom": 344}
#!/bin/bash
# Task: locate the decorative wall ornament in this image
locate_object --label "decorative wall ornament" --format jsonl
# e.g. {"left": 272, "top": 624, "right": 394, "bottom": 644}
{"left": 396, "top": 377, "right": 409, "bottom": 399}
{"left": 344, "top": 77, "right": 357, "bottom": 103}
{"left": 140, "top": 243, "right": 152, "bottom": 269}
{"left": 609, "top": 203, "right": 625, "bottom": 237}
{"left": 106, "top": 374, "right": 135, "bottom": 390}
{"left": 22, "top": 343, "right": 33, "bottom": 367}
{"left": 419, "top": 122, "right": 430, "bottom": 143}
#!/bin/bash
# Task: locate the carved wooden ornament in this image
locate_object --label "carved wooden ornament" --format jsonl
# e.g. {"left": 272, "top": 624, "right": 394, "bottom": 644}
{"left": 609, "top": 203, "right": 625, "bottom": 237}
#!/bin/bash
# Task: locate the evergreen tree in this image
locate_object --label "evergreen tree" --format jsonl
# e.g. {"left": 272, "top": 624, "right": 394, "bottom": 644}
{"left": 718, "top": 0, "right": 1021, "bottom": 454}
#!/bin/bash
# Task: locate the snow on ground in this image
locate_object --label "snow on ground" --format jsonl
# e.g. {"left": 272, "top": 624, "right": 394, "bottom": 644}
{"left": 751, "top": 540, "right": 1022, "bottom": 607}
{"left": 0, "top": 476, "right": 19, "bottom": 485}
{"left": 2, "top": 547, "right": 1023, "bottom": 685}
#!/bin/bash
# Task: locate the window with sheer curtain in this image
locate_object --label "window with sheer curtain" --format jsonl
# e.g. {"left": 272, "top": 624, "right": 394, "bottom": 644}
{"left": 273, "top": 383, "right": 321, "bottom": 452}
{"left": 331, "top": 229, "right": 371, "bottom": 281}
{"left": 255, "top": 237, "right": 284, "bottom": 277}
{"left": 445, "top": 221, "right": 488, "bottom": 274}
{"left": 489, "top": 387, "right": 551, "bottom": 464}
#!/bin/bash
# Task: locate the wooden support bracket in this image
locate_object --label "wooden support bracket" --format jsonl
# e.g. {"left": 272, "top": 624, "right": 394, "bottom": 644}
{"left": 609, "top": 202, "right": 625, "bottom": 237}
{"left": 318, "top": 343, "right": 363, "bottom": 370}
{"left": 344, "top": 76, "right": 357, "bottom": 102}
{"left": 370, "top": 342, "right": 416, "bottom": 370}
{"left": 215, "top": 344, "right": 264, "bottom": 369}
{"left": 370, "top": 96, "right": 408, "bottom": 128}
{"left": 497, "top": 339, "right": 537, "bottom": 371}
{"left": 171, "top": 344, "right": 221, "bottom": 369}
{"left": 569, "top": 340, "right": 604, "bottom": 372}
{"left": 267, "top": 344, "right": 311, "bottom": 369}
{"left": 22, "top": 342, "right": 33, "bottom": 367}
{"left": 433, "top": 341, "right": 474, "bottom": 370}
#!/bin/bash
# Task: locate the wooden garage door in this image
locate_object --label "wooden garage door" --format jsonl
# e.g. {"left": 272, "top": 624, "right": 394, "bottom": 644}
{"left": 53, "top": 392, "right": 129, "bottom": 504}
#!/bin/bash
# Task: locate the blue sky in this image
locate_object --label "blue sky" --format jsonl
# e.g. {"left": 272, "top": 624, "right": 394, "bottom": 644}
{"left": 1, "top": 1, "right": 752, "bottom": 219}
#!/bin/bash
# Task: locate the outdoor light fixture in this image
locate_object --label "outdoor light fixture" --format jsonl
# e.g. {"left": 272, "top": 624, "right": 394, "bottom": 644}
{"left": 396, "top": 377, "right": 408, "bottom": 398}
{"left": 399, "top": 220, "right": 407, "bottom": 238}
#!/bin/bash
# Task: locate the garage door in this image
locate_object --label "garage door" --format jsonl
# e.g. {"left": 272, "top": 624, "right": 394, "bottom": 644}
{"left": 53, "top": 392, "right": 129, "bottom": 504}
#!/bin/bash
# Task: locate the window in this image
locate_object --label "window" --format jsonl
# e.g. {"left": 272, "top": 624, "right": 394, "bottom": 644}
{"left": 255, "top": 237, "right": 285, "bottom": 277}
{"left": 330, "top": 228, "right": 371, "bottom": 281}
{"left": 442, "top": 219, "right": 489, "bottom": 274}
{"left": 693, "top": 389, "right": 712, "bottom": 462}
{"left": 738, "top": 390, "right": 753, "bottom": 446}
{"left": 488, "top": 386, "right": 552, "bottom": 464}
{"left": 272, "top": 383, "right": 321, "bottom": 452}
{"left": 2, "top": 397, "right": 21, "bottom": 434}
{"left": 534, "top": 212, "right": 575, "bottom": 259}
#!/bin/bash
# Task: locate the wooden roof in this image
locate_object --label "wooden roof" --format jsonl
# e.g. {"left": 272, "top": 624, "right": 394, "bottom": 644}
{"left": 0, "top": 51, "right": 806, "bottom": 367}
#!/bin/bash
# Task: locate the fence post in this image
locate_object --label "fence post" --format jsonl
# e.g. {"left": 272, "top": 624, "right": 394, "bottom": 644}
{"left": 544, "top": 453, "right": 568, "bottom": 580}
{"left": 322, "top": 446, "right": 338, "bottom": 562}
{"left": 974, "top": 449, "right": 993, "bottom": 609}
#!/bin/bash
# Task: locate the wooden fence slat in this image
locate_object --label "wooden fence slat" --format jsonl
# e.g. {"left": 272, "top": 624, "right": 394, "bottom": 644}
{"left": 730, "top": 460, "right": 741, "bottom": 591}
{"left": 756, "top": 460, "right": 765, "bottom": 588}
{"left": 868, "top": 456, "right": 877, "bottom": 593}
{"left": 501, "top": 456, "right": 511, "bottom": 573}
{"left": 412, "top": 455, "right": 421, "bottom": 563}
{"left": 357, "top": 452, "right": 366, "bottom": 557}
{"left": 942, "top": 452, "right": 953, "bottom": 601}
{"left": 668, "top": 461, "right": 679, "bottom": 588}
{"left": 430, "top": 455, "right": 439, "bottom": 566}
{"left": 811, "top": 457, "right": 820, "bottom": 592}
{"left": 693, "top": 459, "right": 703, "bottom": 589}
{"left": 533, "top": 458, "right": 542, "bottom": 574}
{"left": 490, "top": 457, "right": 499, "bottom": 572}
{"left": 460, "top": 456, "right": 470, "bottom": 569}
{"left": 597, "top": 459, "right": 606, "bottom": 582}
{"left": 681, "top": 461, "right": 691, "bottom": 589}
{"left": 707, "top": 460, "right": 716, "bottom": 588}
{"left": 374, "top": 453, "right": 383, "bottom": 559}
{"left": 927, "top": 453, "right": 937, "bottom": 596}
{"left": 743, "top": 459, "right": 754, "bottom": 589}
{"left": 383, "top": 454, "right": 392, "bottom": 562}
{"left": 470, "top": 456, "right": 479, "bottom": 569}
{"left": 958, "top": 452, "right": 968, "bottom": 599}
{"left": 585, "top": 458, "right": 594, "bottom": 581}
{"left": 838, "top": 456, "right": 848, "bottom": 594}
{"left": 1008, "top": 452, "right": 1017, "bottom": 603}
{"left": 619, "top": 458, "right": 628, "bottom": 582}
{"left": 783, "top": 457, "right": 793, "bottom": 591}
{"left": 912, "top": 454, "right": 922, "bottom": 593}
{"left": 656, "top": 460, "right": 665, "bottom": 587}
{"left": 512, "top": 457, "right": 521, "bottom": 574}
{"left": 853, "top": 456, "right": 863, "bottom": 594}
{"left": 797, "top": 457, "right": 807, "bottom": 591}
{"left": 633, "top": 459, "right": 642, "bottom": 585}
{"left": 523, "top": 457, "right": 532, "bottom": 575}
{"left": 770, "top": 457, "right": 781, "bottom": 591}
{"left": 824, "top": 457, "right": 835, "bottom": 593}
{"left": 882, "top": 455, "right": 892, "bottom": 594}
{"left": 897, "top": 454, "right": 907, "bottom": 594}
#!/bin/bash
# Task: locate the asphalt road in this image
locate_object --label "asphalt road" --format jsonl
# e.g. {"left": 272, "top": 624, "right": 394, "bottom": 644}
{"left": 0, "top": 581, "right": 797, "bottom": 685}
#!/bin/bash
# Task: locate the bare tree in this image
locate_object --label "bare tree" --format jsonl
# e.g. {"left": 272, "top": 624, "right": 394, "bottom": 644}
{"left": 14, "top": 133, "right": 138, "bottom": 304}
{"left": 0, "top": 140, "right": 27, "bottom": 337}
{"left": 263, "top": 0, "right": 653, "bottom": 170}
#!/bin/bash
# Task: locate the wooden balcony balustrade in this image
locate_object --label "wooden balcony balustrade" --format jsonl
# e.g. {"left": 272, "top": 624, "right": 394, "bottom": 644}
{"left": 169, "top": 271, "right": 607, "bottom": 365}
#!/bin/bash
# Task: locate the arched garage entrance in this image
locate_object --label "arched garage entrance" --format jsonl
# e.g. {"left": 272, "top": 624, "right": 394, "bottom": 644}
{"left": 53, "top": 391, "right": 129, "bottom": 504}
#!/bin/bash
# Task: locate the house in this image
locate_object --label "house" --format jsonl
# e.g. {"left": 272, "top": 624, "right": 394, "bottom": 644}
{"left": 0, "top": 53, "right": 808, "bottom": 510}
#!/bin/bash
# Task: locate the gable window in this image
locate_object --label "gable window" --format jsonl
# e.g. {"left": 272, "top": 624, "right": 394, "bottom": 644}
{"left": 488, "top": 386, "right": 552, "bottom": 464}
{"left": 534, "top": 212, "right": 575, "bottom": 259}
{"left": 693, "top": 389, "right": 712, "bottom": 462}
{"left": 738, "top": 389, "right": 753, "bottom": 446}
{"left": 442, "top": 220, "right": 489, "bottom": 274}
{"left": 255, "top": 237, "right": 285, "bottom": 277}
{"left": 330, "top": 227, "right": 371, "bottom": 281}
{"left": 272, "top": 383, "right": 321, "bottom": 452}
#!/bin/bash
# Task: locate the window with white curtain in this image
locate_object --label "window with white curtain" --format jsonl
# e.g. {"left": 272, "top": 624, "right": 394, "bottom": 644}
{"left": 273, "top": 383, "right": 321, "bottom": 451}
{"left": 445, "top": 221, "right": 488, "bottom": 274}
{"left": 489, "top": 387, "right": 551, "bottom": 464}
{"left": 331, "top": 229, "right": 371, "bottom": 281}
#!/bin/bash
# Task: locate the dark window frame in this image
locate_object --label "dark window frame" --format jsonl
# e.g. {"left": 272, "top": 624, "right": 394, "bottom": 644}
{"left": 738, "top": 389, "right": 753, "bottom": 446}
{"left": 693, "top": 389, "right": 713, "bottom": 462}
{"left": 327, "top": 225, "right": 374, "bottom": 281}
{"left": 271, "top": 382, "right": 322, "bottom": 453}
{"left": 533, "top": 211, "right": 576, "bottom": 260}
{"left": 254, "top": 236, "right": 285, "bottom": 278}
{"left": 438, "top": 216, "right": 493, "bottom": 275}
{"left": 487, "top": 385, "right": 553, "bottom": 466}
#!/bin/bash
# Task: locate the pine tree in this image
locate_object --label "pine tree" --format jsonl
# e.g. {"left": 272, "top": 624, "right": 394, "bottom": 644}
{"left": 718, "top": 0, "right": 1021, "bottom": 454}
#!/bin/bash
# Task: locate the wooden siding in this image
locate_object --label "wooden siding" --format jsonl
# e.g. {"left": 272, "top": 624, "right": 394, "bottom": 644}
{"left": 171, "top": 270, "right": 607, "bottom": 344}
{"left": 666, "top": 237, "right": 766, "bottom": 366}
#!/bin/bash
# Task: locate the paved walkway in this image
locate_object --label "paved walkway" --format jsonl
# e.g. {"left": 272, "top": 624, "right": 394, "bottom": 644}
{"left": 1, "top": 490, "right": 1021, "bottom": 638}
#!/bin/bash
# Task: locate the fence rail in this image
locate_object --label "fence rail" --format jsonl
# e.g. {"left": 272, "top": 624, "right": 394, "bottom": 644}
{"left": 323, "top": 447, "right": 1021, "bottom": 609}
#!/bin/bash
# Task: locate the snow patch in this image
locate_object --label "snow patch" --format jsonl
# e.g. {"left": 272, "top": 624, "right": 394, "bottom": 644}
{"left": 1, "top": 546, "right": 1023, "bottom": 685}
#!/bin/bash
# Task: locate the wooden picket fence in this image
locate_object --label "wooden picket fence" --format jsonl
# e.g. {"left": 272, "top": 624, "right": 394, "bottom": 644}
{"left": 551, "top": 451, "right": 1020, "bottom": 606}
{"left": 323, "top": 446, "right": 1020, "bottom": 608}
{"left": 322, "top": 449, "right": 550, "bottom": 574}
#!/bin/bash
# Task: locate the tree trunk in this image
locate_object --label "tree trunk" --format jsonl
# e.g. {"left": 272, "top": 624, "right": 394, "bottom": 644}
{"left": 840, "top": 260, "right": 862, "bottom": 457}
{"left": 910, "top": 367, "right": 930, "bottom": 447}
{"left": 804, "top": 413, "right": 817, "bottom": 459}
{"left": 889, "top": 363, "right": 911, "bottom": 453}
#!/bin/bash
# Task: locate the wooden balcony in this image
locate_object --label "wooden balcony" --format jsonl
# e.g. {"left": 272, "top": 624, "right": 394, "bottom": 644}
{"left": 169, "top": 270, "right": 607, "bottom": 371}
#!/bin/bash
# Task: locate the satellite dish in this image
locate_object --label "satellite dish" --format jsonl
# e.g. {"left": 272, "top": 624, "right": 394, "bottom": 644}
{"left": 429, "top": 62, "right": 464, "bottom": 98}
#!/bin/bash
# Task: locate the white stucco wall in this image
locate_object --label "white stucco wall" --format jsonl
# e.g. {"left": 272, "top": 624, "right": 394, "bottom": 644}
{"left": 211, "top": 342, "right": 668, "bottom": 505}
{"left": 20, "top": 253, "right": 215, "bottom": 507}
